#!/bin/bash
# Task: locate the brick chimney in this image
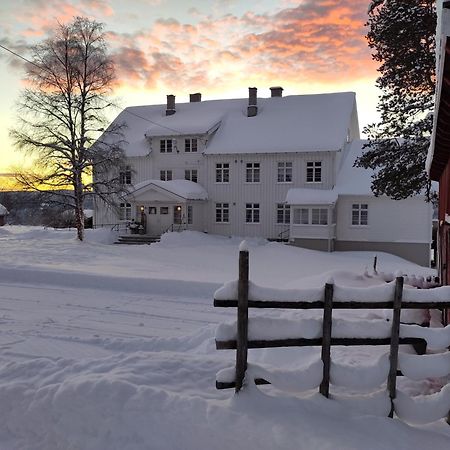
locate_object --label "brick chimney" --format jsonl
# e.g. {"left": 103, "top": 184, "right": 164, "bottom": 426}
{"left": 190, "top": 93, "right": 202, "bottom": 102}
{"left": 270, "top": 86, "right": 283, "bottom": 98}
{"left": 166, "top": 94, "right": 176, "bottom": 116}
{"left": 247, "top": 87, "right": 257, "bottom": 117}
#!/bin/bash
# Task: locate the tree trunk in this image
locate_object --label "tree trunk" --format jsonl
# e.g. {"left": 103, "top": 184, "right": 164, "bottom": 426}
{"left": 74, "top": 174, "right": 85, "bottom": 241}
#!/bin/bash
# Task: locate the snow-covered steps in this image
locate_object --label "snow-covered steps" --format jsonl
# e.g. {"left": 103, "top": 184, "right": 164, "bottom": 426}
{"left": 115, "top": 235, "right": 161, "bottom": 245}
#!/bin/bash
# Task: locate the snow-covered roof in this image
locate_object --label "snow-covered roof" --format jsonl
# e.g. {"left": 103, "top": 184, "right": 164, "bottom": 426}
{"left": 285, "top": 188, "right": 338, "bottom": 205}
{"left": 130, "top": 179, "right": 208, "bottom": 200}
{"left": 334, "top": 139, "right": 373, "bottom": 195}
{"left": 0, "top": 203, "right": 8, "bottom": 215}
{"left": 205, "top": 93, "right": 356, "bottom": 155}
{"left": 108, "top": 92, "right": 356, "bottom": 157}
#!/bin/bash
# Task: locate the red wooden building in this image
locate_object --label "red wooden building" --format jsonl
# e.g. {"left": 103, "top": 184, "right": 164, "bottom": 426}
{"left": 428, "top": 1, "right": 450, "bottom": 324}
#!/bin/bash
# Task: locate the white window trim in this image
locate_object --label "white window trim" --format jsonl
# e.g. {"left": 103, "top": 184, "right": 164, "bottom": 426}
{"left": 245, "top": 162, "right": 261, "bottom": 183}
{"left": 119, "top": 203, "right": 132, "bottom": 221}
{"left": 306, "top": 161, "right": 322, "bottom": 184}
{"left": 277, "top": 162, "right": 293, "bottom": 183}
{"left": 351, "top": 203, "right": 369, "bottom": 226}
{"left": 160, "top": 139, "right": 175, "bottom": 153}
{"left": 215, "top": 163, "right": 230, "bottom": 184}
{"left": 185, "top": 138, "right": 198, "bottom": 153}
{"left": 185, "top": 169, "right": 198, "bottom": 183}
{"left": 292, "top": 207, "right": 329, "bottom": 226}
{"left": 276, "top": 203, "right": 290, "bottom": 225}
{"left": 245, "top": 203, "right": 260, "bottom": 224}
{"left": 215, "top": 202, "right": 230, "bottom": 224}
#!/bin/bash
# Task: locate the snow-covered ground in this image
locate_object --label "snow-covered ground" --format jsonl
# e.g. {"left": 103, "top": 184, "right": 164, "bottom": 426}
{"left": 0, "top": 226, "right": 449, "bottom": 449}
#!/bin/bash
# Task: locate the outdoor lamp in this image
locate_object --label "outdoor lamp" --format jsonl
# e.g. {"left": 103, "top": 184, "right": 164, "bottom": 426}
{"left": 140, "top": 205, "right": 144, "bottom": 212}
{"left": 176, "top": 206, "right": 181, "bottom": 211}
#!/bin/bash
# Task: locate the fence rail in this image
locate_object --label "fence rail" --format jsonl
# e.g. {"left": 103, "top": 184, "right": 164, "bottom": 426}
{"left": 214, "top": 248, "right": 450, "bottom": 421}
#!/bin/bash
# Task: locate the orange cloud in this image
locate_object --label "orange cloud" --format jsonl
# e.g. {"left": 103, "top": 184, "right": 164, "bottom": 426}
{"left": 3, "top": 0, "right": 377, "bottom": 98}
{"left": 105, "top": 0, "right": 376, "bottom": 93}
{"left": 8, "top": 0, "right": 115, "bottom": 38}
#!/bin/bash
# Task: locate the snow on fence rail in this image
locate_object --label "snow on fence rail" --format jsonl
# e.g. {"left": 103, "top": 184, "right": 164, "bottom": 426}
{"left": 214, "top": 247, "right": 450, "bottom": 423}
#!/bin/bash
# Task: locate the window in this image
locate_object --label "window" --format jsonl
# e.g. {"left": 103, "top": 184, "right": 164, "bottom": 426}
{"left": 277, "top": 204, "right": 290, "bottom": 224}
{"left": 352, "top": 204, "right": 368, "bottom": 225}
{"left": 119, "top": 203, "right": 131, "bottom": 220}
{"left": 160, "top": 139, "right": 174, "bottom": 153}
{"left": 187, "top": 205, "right": 193, "bottom": 224}
{"left": 149, "top": 207, "right": 157, "bottom": 214}
{"left": 246, "top": 162, "right": 260, "bottom": 183}
{"left": 119, "top": 166, "right": 132, "bottom": 185}
{"left": 174, "top": 206, "right": 182, "bottom": 224}
{"left": 160, "top": 170, "right": 172, "bottom": 181}
{"left": 215, "top": 203, "right": 229, "bottom": 223}
{"left": 185, "top": 138, "right": 198, "bottom": 152}
{"left": 293, "top": 208, "right": 327, "bottom": 225}
{"left": 160, "top": 207, "right": 169, "bottom": 214}
{"left": 277, "top": 162, "right": 293, "bottom": 183}
{"left": 293, "top": 208, "right": 309, "bottom": 224}
{"left": 246, "top": 203, "right": 260, "bottom": 223}
{"left": 185, "top": 169, "right": 198, "bottom": 183}
{"left": 306, "top": 161, "right": 322, "bottom": 183}
{"left": 311, "top": 208, "right": 328, "bottom": 225}
{"left": 216, "top": 163, "right": 230, "bottom": 183}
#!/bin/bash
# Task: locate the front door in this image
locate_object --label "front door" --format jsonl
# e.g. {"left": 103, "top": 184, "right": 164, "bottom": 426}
{"left": 147, "top": 205, "right": 173, "bottom": 236}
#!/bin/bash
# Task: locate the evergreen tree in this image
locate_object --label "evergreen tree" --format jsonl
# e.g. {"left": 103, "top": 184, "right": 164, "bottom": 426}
{"left": 355, "top": 0, "right": 436, "bottom": 200}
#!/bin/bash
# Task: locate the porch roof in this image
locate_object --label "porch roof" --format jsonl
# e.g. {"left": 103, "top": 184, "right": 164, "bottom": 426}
{"left": 127, "top": 179, "right": 208, "bottom": 202}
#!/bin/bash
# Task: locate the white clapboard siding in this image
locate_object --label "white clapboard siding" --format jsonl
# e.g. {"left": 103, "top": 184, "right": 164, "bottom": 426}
{"left": 203, "top": 152, "right": 336, "bottom": 239}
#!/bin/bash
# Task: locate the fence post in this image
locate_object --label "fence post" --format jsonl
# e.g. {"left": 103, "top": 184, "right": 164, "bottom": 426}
{"left": 235, "top": 249, "right": 249, "bottom": 393}
{"left": 319, "top": 282, "right": 334, "bottom": 398}
{"left": 388, "top": 276, "right": 403, "bottom": 418}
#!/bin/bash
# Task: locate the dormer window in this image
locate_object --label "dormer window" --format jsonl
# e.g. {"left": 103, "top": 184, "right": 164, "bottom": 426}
{"left": 160, "top": 139, "right": 174, "bottom": 153}
{"left": 185, "top": 138, "right": 198, "bottom": 152}
{"left": 119, "top": 166, "right": 131, "bottom": 185}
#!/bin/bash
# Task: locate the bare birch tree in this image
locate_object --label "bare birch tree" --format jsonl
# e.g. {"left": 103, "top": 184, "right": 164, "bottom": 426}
{"left": 10, "top": 17, "right": 126, "bottom": 241}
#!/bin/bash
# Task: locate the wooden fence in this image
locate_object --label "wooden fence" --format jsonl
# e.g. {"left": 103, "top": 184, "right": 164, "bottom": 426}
{"left": 214, "top": 249, "right": 450, "bottom": 419}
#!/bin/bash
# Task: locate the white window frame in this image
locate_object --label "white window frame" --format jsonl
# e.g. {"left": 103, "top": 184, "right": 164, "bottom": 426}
{"left": 352, "top": 203, "right": 368, "bottom": 226}
{"left": 185, "top": 169, "right": 198, "bottom": 183}
{"left": 306, "top": 161, "right": 322, "bottom": 183}
{"left": 160, "top": 170, "right": 172, "bottom": 181}
{"left": 246, "top": 162, "right": 260, "bottom": 183}
{"left": 160, "top": 139, "right": 174, "bottom": 153}
{"left": 215, "top": 203, "right": 229, "bottom": 223}
{"left": 293, "top": 207, "right": 328, "bottom": 225}
{"left": 276, "top": 203, "right": 290, "bottom": 224}
{"left": 119, "top": 202, "right": 132, "bottom": 221}
{"left": 185, "top": 138, "right": 198, "bottom": 153}
{"left": 216, "top": 163, "right": 230, "bottom": 183}
{"left": 311, "top": 208, "right": 328, "bottom": 225}
{"left": 277, "top": 161, "right": 293, "bottom": 183}
{"left": 245, "top": 203, "right": 260, "bottom": 224}
{"left": 119, "top": 166, "right": 132, "bottom": 185}
{"left": 187, "top": 205, "right": 193, "bottom": 224}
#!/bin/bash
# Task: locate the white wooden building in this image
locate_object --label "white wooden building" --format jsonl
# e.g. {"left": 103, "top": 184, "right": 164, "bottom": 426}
{"left": 94, "top": 88, "right": 431, "bottom": 265}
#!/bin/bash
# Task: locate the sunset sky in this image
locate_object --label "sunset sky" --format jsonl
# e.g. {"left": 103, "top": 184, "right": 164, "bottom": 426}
{"left": 0, "top": 0, "right": 381, "bottom": 173}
